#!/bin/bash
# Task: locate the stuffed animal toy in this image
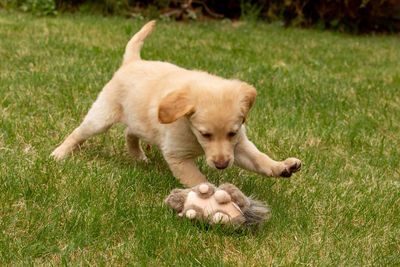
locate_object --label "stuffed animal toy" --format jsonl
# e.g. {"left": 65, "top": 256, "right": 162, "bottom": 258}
{"left": 164, "top": 183, "right": 270, "bottom": 227}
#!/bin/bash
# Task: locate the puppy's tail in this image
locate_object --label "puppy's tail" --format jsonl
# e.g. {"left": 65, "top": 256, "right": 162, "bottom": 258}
{"left": 122, "top": 20, "right": 156, "bottom": 64}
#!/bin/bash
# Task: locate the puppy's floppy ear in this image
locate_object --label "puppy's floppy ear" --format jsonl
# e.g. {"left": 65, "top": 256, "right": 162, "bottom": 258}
{"left": 240, "top": 84, "right": 257, "bottom": 121}
{"left": 158, "top": 87, "right": 195, "bottom": 124}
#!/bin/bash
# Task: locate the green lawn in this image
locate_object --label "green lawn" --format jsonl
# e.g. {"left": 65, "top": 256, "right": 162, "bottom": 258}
{"left": 1, "top": 11, "right": 399, "bottom": 265}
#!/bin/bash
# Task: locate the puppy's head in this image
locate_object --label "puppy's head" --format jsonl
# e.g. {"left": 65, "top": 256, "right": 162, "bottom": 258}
{"left": 158, "top": 81, "right": 257, "bottom": 170}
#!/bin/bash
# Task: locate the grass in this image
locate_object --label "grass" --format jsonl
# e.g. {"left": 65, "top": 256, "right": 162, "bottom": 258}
{"left": 0, "top": 11, "right": 399, "bottom": 265}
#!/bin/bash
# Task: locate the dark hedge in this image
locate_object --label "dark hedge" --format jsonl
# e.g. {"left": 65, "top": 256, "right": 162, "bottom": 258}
{"left": 2, "top": 0, "right": 400, "bottom": 33}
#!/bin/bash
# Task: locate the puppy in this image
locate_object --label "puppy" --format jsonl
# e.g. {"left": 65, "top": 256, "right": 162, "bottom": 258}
{"left": 51, "top": 21, "right": 301, "bottom": 187}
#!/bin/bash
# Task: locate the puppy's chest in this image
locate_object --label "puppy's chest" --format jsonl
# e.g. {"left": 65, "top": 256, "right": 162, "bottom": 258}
{"left": 162, "top": 130, "right": 204, "bottom": 158}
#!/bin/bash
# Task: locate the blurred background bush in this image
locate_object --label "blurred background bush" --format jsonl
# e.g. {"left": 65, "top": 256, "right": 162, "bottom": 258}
{"left": 1, "top": 0, "right": 399, "bottom": 33}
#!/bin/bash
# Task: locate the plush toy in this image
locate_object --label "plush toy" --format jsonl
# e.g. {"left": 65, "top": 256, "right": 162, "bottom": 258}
{"left": 164, "top": 183, "right": 270, "bottom": 227}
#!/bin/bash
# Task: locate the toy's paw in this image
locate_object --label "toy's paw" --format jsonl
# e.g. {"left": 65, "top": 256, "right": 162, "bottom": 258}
{"left": 179, "top": 209, "right": 197, "bottom": 219}
{"left": 280, "top": 158, "right": 302, "bottom": 177}
{"left": 214, "top": 190, "right": 231, "bottom": 204}
{"left": 185, "top": 209, "right": 197, "bottom": 219}
{"left": 198, "top": 184, "right": 209, "bottom": 194}
{"left": 196, "top": 183, "right": 216, "bottom": 198}
{"left": 212, "top": 212, "right": 230, "bottom": 224}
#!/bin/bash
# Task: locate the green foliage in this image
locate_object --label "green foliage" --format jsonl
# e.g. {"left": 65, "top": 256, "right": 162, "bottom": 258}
{"left": 240, "top": 0, "right": 263, "bottom": 22}
{"left": 0, "top": 0, "right": 57, "bottom": 15}
{"left": 0, "top": 0, "right": 17, "bottom": 9}
{"left": 20, "top": 0, "right": 57, "bottom": 15}
{"left": 275, "top": 0, "right": 400, "bottom": 33}
{"left": 70, "top": 0, "right": 128, "bottom": 15}
{"left": 131, "top": 12, "right": 145, "bottom": 20}
{"left": 229, "top": 0, "right": 400, "bottom": 32}
{"left": 1, "top": 0, "right": 399, "bottom": 32}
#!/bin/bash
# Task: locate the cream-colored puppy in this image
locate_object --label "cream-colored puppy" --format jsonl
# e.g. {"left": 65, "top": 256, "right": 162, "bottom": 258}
{"left": 51, "top": 21, "right": 301, "bottom": 187}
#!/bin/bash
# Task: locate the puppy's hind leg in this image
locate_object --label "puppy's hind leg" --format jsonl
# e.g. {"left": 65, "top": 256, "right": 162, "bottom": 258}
{"left": 51, "top": 91, "right": 121, "bottom": 160}
{"left": 126, "top": 129, "right": 148, "bottom": 162}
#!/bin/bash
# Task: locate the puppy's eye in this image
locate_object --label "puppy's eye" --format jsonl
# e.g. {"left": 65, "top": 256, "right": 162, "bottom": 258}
{"left": 228, "top": 132, "right": 237, "bottom": 137}
{"left": 201, "top": 133, "right": 212, "bottom": 138}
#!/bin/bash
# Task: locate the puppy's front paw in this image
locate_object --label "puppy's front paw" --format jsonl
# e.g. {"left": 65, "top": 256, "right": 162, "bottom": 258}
{"left": 280, "top": 158, "right": 302, "bottom": 177}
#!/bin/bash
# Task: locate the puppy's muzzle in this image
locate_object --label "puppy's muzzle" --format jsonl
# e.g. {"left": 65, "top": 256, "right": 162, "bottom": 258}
{"left": 214, "top": 160, "right": 230, "bottom": 169}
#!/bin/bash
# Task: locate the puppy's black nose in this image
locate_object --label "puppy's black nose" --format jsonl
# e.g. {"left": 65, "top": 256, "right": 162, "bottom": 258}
{"left": 214, "top": 160, "right": 230, "bottom": 169}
